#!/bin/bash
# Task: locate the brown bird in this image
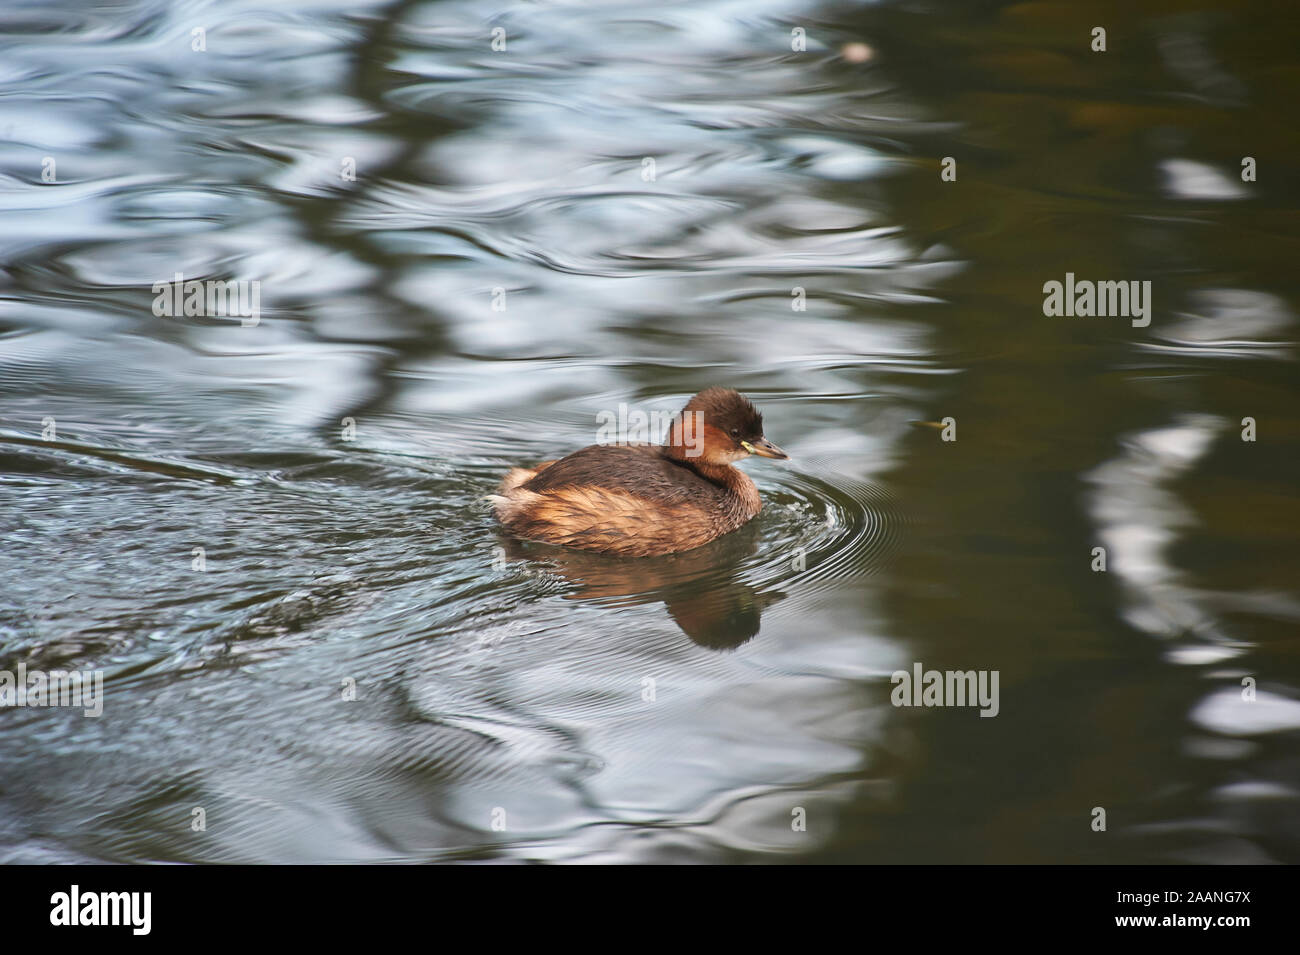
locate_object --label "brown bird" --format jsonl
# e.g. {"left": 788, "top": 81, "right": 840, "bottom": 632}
{"left": 490, "top": 388, "right": 788, "bottom": 557}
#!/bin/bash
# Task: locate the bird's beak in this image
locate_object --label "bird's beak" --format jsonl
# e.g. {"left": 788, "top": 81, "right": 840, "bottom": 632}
{"left": 742, "top": 437, "right": 789, "bottom": 460}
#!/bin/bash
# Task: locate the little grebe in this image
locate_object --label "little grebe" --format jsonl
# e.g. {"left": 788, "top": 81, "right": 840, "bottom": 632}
{"left": 490, "top": 388, "right": 788, "bottom": 557}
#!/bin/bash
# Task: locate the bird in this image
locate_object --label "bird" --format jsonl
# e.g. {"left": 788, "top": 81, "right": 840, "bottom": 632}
{"left": 490, "top": 387, "right": 788, "bottom": 557}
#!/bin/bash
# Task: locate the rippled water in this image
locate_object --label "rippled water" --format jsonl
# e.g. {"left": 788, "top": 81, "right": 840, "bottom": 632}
{"left": 1, "top": 0, "right": 1297, "bottom": 863}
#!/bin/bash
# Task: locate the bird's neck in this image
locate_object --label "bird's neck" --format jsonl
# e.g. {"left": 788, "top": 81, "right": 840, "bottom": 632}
{"left": 686, "top": 459, "right": 761, "bottom": 517}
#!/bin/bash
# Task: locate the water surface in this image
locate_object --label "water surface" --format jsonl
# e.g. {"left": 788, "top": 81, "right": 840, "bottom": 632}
{"left": 1, "top": 0, "right": 1297, "bottom": 863}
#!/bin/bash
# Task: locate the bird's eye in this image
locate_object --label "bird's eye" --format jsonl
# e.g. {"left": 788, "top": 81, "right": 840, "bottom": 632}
{"left": 730, "top": 428, "right": 739, "bottom": 437}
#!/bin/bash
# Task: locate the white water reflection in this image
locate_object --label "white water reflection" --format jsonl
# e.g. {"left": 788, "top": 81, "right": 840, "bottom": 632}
{"left": 1193, "top": 687, "right": 1300, "bottom": 736}
{"left": 1085, "top": 415, "right": 1233, "bottom": 653}
{"left": 1147, "top": 288, "right": 1294, "bottom": 359}
{"left": 1159, "top": 159, "right": 1248, "bottom": 201}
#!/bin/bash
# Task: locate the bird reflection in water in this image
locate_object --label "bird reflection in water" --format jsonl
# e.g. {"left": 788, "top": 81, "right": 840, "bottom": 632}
{"left": 494, "top": 523, "right": 784, "bottom": 650}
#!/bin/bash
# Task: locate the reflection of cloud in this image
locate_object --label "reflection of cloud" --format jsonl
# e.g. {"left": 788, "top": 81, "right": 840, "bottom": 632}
{"left": 1148, "top": 288, "right": 1295, "bottom": 360}
{"left": 777, "top": 135, "right": 893, "bottom": 181}
{"left": 1086, "top": 414, "right": 1300, "bottom": 805}
{"left": 1085, "top": 414, "right": 1234, "bottom": 655}
{"left": 1158, "top": 159, "right": 1247, "bottom": 200}
{"left": 1193, "top": 687, "right": 1300, "bottom": 736}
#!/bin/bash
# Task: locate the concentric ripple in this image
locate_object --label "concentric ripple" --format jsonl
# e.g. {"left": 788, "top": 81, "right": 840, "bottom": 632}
{"left": 758, "top": 463, "right": 902, "bottom": 587}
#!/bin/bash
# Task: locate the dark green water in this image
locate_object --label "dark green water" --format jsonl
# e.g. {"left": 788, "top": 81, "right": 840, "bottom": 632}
{"left": 1, "top": 0, "right": 1297, "bottom": 863}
